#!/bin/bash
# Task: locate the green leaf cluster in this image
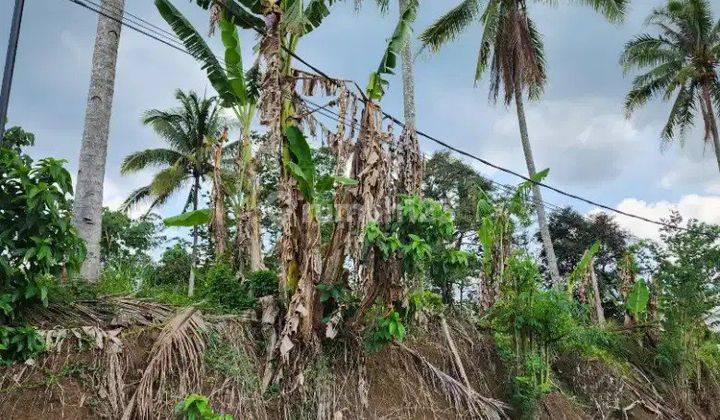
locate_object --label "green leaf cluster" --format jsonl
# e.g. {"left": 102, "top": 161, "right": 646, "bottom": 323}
{"left": 175, "top": 393, "right": 232, "bottom": 420}
{"left": 0, "top": 326, "right": 46, "bottom": 365}
{"left": 364, "top": 307, "right": 407, "bottom": 352}
{"left": 0, "top": 128, "right": 85, "bottom": 325}
{"left": 284, "top": 126, "right": 357, "bottom": 204}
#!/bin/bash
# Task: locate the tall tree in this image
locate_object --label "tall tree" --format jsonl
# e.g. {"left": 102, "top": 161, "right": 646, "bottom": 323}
{"left": 120, "top": 90, "right": 224, "bottom": 273}
{"left": 621, "top": 0, "right": 720, "bottom": 173}
{"left": 397, "top": 0, "right": 423, "bottom": 195}
{"left": 155, "top": 0, "right": 263, "bottom": 271}
{"left": 422, "top": 151, "right": 494, "bottom": 259}
{"left": 420, "top": 0, "right": 627, "bottom": 287}
{"left": 545, "top": 207, "right": 629, "bottom": 318}
{"left": 73, "top": 0, "right": 125, "bottom": 282}
{"left": 362, "top": 0, "right": 423, "bottom": 193}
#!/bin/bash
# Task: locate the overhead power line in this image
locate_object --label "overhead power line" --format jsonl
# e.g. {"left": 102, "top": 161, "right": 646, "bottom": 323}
{"left": 65, "top": 0, "right": 689, "bottom": 234}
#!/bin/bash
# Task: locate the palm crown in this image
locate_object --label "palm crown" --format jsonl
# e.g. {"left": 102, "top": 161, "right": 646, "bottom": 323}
{"left": 621, "top": 0, "right": 720, "bottom": 146}
{"left": 121, "top": 89, "right": 226, "bottom": 212}
{"left": 420, "top": 0, "right": 627, "bottom": 104}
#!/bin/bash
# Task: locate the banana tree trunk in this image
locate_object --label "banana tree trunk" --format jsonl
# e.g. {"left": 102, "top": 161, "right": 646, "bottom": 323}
{"left": 396, "top": 0, "right": 422, "bottom": 195}
{"left": 513, "top": 85, "right": 562, "bottom": 287}
{"left": 701, "top": 83, "right": 720, "bottom": 174}
{"left": 587, "top": 259, "right": 605, "bottom": 325}
{"left": 247, "top": 166, "right": 264, "bottom": 272}
{"left": 74, "top": 0, "right": 125, "bottom": 282}
{"left": 189, "top": 173, "right": 200, "bottom": 297}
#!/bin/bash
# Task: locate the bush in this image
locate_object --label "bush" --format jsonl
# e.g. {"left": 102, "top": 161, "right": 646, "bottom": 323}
{"left": 0, "top": 326, "right": 46, "bottom": 365}
{"left": 97, "top": 256, "right": 155, "bottom": 295}
{"left": 175, "top": 394, "right": 232, "bottom": 420}
{"left": 363, "top": 306, "right": 406, "bottom": 352}
{"left": 245, "top": 270, "right": 278, "bottom": 298}
{"left": 1, "top": 127, "right": 85, "bottom": 323}
{"left": 152, "top": 244, "right": 192, "bottom": 289}
{"left": 202, "top": 261, "right": 255, "bottom": 313}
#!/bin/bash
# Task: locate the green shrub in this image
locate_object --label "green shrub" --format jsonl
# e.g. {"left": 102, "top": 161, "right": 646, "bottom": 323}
{"left": 363, "top": 306, "right": 406, "bottom": 352}
{"left": 202, "top": 261, "right": 255, "bottom": 312}
{"left": 137, "top": 284, "right": 196, "bottom": 307}
{"left": 244, "top": 270, "right": 278, "bottom": 298}
{"left": 152, "top": 244, "right": 192, "bottom": 288}
{"left": 511, "top": 352, "right": 553, "bottom": 416}
{"left": 1, "top": 128, "right": 85, "bottom": 323}
{"left": 0, "top": 326, "right": 46, "bottom": 365}
{"left": 97, "top": 257, "right": 155, "bottom": 295}
{"left": 174, "top": 394, "right": 232, "bottom": 420}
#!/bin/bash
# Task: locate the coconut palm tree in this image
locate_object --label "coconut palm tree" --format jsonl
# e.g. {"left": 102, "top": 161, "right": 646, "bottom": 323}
{"left": 74, "top": 0, "right": 125, "bottom": 282}
{"left": 621, "top": 0, "right": 720, "bottom": 173}
{"left": 121, "top": 89, "right": 224, "bottom": 266}
{"left": 420, "top": 0, "right": 627, "bottom": 287}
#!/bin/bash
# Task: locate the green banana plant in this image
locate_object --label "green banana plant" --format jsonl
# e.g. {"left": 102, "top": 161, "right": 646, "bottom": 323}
{"left": 163, "top": 209, "right": 211, "bottom": 227}
{"left": 366, "top": 0, "right": 419, "bottom": 101}
{"left": 193, "top": 0, "right": 338, "bottom": 37}
{"left": 284, "top": 125, "right": 358, "bottom": 205}
{"left": 157, "top": 0, "right": 264, "bottom": 268}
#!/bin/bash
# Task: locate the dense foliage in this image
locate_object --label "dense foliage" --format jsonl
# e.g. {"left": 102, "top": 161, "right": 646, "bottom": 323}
{"left": 0, "top": 127, "right": 84, "bottom": 362}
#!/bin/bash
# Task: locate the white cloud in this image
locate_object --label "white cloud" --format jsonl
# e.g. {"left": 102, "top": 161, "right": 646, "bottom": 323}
{"left": 489, "top": 98, "right": 652, "bottom": 186}
{"left": 594, "top": 194, "right": 720, "bottom": 241}
{"left": 658, "top": 147, "right": 720, "bottom": 193}
{"left": 102, "top": 173, "right": 151, "bottom": 218}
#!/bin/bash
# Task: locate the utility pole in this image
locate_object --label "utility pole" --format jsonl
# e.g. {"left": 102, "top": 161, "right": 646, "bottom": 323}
{"left": 0, "top": 0, "right": 26, "bottom": 139}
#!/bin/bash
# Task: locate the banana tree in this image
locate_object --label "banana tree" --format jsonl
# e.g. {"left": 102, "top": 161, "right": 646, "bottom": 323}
{"left": 192, "top": 0, "right": 348, "bottom": 380}
{"left": 366, "top": 0, "right": 418, "bottom": 102}
{"left": 156, "top": 0, "right": 263, "bottom": 271}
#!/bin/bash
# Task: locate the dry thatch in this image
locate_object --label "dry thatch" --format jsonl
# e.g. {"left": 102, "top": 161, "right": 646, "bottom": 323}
{"left": 121, "top": 307, "right": 208, "bottom": 420}
{"left": 395, "top": 342, "right": 509, "bottom": 419}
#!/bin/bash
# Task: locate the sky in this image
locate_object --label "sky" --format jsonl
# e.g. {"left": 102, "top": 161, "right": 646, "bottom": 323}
{"left": 1, "top": 0, "right": 719, "bottom": 242}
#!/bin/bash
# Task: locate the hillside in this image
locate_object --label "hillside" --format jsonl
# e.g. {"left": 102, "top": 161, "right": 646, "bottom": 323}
{"left": 0, "top": 294, "right": 717, "bottom": 419}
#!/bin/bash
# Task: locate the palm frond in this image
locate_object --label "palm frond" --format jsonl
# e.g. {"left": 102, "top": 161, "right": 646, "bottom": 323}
{"left": 574, "top": 0, "right": 629, "bottom": 24}
{"left": 121, "top": 308, "right": 207, "bottom": 420}
{"left": 525, "top": 15, "right": 547, "bottom": 100}
{"left": 619, "top": 34, "right": 678, "bottom": 73}
{"left": 420, "top": 0, "right": 481, "bottom": 52}
{"left": 120, "top": 185, "right": 152, "bottom": 213}
{"left": 624, "top": 65, "right": 677, "bottom": 115}
{"left": 474, "top": 0, "right": 500, "bottom": 84}
{"left": 661, "top": 82, "right": 697, "bottom": 145}
{"left": 149, "top": 164, "right": 190, "bottom": 197}
{"left": 120, "top": 148, "right": 186, "bottom": 175}
{"left": 142, "top": 109, "right": 192, "bottom": 151}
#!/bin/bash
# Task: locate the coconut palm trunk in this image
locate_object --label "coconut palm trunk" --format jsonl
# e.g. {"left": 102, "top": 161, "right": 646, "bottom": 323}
{"left": 513, "top": 82, "right": 562, "bottom": 286}
{"left": 700, "top": 83, "right": 720, "bottom": 174}
{"left": 396, "top": 0, "right": 422, "bottom": 195}
{"left": 74, "top": 0, "right": 125, "bottom": 282}
{"left": 189, "top": 172, "right": 200, "bottom": 297}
